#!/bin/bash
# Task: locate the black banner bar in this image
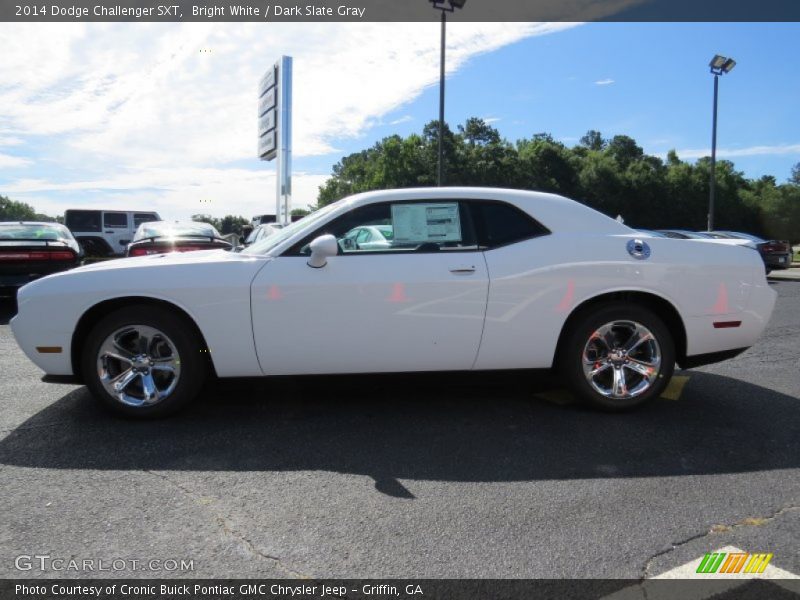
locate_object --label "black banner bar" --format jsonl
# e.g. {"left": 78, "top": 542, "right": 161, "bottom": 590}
{"left": 4, "top": 0, "right": 800, "bottom": 23}
{"left": 3, "top": 580, "right": 800, "bottom": 600}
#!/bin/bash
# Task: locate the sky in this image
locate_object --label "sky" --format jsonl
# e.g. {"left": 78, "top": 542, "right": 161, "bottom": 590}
{"left": 0, "top": 21, "right": 798, "bottom": 220}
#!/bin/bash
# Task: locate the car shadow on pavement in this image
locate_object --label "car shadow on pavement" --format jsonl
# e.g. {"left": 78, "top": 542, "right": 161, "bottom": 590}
{"left": 0, "top": 371, "right": 798, "bottom": 498}
{"left": 0, "top": 298, "right": 16, "bottom": 325}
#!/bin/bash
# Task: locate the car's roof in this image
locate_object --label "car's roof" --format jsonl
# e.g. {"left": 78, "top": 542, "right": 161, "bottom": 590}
{"left": 339, "top": 187, "right": 629, "bottom": 235}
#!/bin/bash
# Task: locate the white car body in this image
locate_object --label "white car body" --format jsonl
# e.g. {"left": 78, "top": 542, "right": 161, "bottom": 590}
{"left": 12, "top": 188, "right": 776, "bottom": 381}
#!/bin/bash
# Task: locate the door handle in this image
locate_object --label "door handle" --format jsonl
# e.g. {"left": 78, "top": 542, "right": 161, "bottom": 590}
{"left": 105, "top": 230, "right": 113, "bottom": 234}
{"left": 449, "top": 266, "right": 476, "bottom": 274}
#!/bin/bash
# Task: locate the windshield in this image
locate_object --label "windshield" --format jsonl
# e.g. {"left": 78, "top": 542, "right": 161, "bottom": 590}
{"left": 240, "top": 204, "right": 339, "bottom": 255}
{"left": 0, "top": 223, "right": 70, "bottom": 240}
{"left": 134, "top": 221, "right": 220, "bottom": 241}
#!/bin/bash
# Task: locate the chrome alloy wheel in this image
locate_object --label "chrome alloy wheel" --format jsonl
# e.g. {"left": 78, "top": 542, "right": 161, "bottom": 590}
{"left": 96, "top": 325, "right": 181, "bottom": 407}
{"left": 581, "top": 320, "right": 661, "bottom": 400}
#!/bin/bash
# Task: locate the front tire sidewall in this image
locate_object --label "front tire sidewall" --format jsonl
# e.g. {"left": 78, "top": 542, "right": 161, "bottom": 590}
{"left": 82, "top": 306, "right": 206, "bottom": 418}
{"left": 561, "top": 304, "right": 675, "bottom": 411}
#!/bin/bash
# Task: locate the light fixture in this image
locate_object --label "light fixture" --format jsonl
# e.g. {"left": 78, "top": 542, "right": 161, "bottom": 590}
{"left": 710, "top": 54, "right": 736, "bottom": 75}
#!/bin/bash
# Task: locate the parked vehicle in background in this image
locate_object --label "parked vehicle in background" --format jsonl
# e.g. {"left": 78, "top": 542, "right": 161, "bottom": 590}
{"left": 0, "top": 222, "right": 82, "bottom": 297}
{"left": 126, "top": 221, "right": 232, "bottom": 257}
{"left": 709, "top": 231, "right": 792, "bottom": 272}
{"left": 252, "top": 214, "right": 305, "bottom": 227}
{"left": 340, "top": 225, "right": 394, "bottom": 250}
{"left": 10, "top": 187, "right": 776, "bottom": 418}
{"left": 243, "top": 223, "right": 284, "bottom": 247}
{"left": 65, "top": 209, "right": 160, "bottom": 256}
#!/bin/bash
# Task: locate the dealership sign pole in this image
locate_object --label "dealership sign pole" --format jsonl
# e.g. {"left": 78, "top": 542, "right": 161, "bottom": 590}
{"left": 258, "top": 56, "right": 292, "bottom": 224}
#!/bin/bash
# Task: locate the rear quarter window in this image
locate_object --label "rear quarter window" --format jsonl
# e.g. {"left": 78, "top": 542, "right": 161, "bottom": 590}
{"left": 65, "top": 210, "right": 101, "bottom": 232}
{"left": 471, "top": 201, "right": 550, "bottom": 249}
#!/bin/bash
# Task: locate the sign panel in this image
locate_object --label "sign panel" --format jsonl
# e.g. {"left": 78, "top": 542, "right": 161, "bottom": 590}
{"left": 258, "top": 110, "right": 276, "bottom": 136}
{"left": 258, "top": 130, "right": 277, "bottom": 159}
{"left": 391, "top": 203, "right": 462, "bottom": 243}
{"left": 258, "top": 87, "right": 276, "bottom": 117}
{"left": 259, "top": 67, "right": 276, "bottom": 97}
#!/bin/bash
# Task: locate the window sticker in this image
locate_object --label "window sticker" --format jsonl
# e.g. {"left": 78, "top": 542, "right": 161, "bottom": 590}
{"left": 391, "top": 203, "right": 462, "bottom": 244}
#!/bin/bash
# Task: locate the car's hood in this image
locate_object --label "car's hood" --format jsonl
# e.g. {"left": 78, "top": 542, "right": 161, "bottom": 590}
{"left": 74, "top": 249, "right": 263, "bottom": 273}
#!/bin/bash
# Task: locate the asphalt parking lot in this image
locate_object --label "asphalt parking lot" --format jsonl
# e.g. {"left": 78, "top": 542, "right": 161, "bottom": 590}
{"left": 0, "top": 282, "right": 798, "bottom": 580}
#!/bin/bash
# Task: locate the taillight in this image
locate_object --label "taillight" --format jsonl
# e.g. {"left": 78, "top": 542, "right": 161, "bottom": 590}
{"left": 0, "top": 250, "right": 74, "bottom": 261}
{"left": 129, "top": 247, "right": 163, "bottom": 257}
{"left": 49, "top": 251, "right": 77, "bottom": 261}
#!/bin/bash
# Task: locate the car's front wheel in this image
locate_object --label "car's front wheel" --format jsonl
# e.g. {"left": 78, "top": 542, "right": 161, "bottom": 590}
{"left": 82, "top": 305, "right": 207, "bottom": 418}
{"left": 559, "top": 303, "right": 675, "bottom": 411}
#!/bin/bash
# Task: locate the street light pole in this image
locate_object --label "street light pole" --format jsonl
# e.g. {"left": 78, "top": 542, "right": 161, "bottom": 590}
{"left": 438, "top": 9, "right": 446, "bottom": 186}
{"left": 430, "top": 0, "right": 465, "bottom": 187}
{"left": 707, "top": 54, "right": 736, "bottom": 231}
{"left": 709, "top": 72, "right": 719, "bottom": 231}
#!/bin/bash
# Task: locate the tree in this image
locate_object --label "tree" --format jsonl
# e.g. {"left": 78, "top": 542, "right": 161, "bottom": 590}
{"left": 790, "top": 162, "right": 800, "bottom": 185}
{"left": 580, "top": 130, "right": 605, "bottom": 151}
{"left": 0, "top": 195, "right": 59, "bottom": 222}
{"left": 191, "top": 214, "right": 249, "bottom": 235}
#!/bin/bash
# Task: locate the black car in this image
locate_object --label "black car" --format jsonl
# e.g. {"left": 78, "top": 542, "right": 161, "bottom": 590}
{"left": 709, "top": 231, "right": 793, "bottom": 271}
{"left": 0, "top": 222, "right": 83, "bottom": 297}
{"left": 126, "top": 221, "right": 232, "bottom": 257}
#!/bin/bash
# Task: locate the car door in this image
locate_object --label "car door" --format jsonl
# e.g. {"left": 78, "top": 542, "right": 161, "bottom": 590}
{"left": 250, "top": 199, "right": 489, "bottom": 376}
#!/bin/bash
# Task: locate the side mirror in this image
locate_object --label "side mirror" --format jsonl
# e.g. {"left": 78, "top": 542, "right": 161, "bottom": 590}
{"left": 307, "top": 234, "right": 338, "bottom": 268}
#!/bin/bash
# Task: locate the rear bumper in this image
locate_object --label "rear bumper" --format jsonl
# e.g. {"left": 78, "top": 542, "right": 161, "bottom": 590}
{"left": 683, "top": 273, "right": 777, "bottom": 360}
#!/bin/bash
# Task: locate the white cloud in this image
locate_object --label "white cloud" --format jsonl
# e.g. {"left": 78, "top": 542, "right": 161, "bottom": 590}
{"left": 5, "top": 168, "right": 329, "bottom": 221}
{"left": 0, "top": 21, "right": 580, "bottom": 217}
{"left": 389, "top": 115, "right": 414, "bottom": 125}
{"left": 675, "top": 144, "right": 800, "bottom": 159}
{"left": 0, "top": 153, "right": 31, "bottom": 168}
{"left": 482, "top": 117, "right": 502, "bottom": 124}
{"left": 594, "top": 78, "right": 615, "bottom": 86}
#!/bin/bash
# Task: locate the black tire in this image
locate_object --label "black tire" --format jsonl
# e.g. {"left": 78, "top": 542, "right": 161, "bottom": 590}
{"left": 559, "top": 303, "right": 675, "bottom": 411}
{"left": 81, "top": 305, "right": 207, "bottom": 418}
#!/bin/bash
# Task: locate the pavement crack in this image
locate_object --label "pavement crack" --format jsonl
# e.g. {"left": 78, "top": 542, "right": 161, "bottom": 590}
{"left": 145, "top": 470, "right": 311, "bottom": 579}
{"left": 641, "top": 503, "right": 799, "bottom": 580}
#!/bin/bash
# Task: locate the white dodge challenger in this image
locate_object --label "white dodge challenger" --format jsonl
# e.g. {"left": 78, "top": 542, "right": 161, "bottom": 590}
{"left": 11, "top": 188, "right": 777, "bottom": 417}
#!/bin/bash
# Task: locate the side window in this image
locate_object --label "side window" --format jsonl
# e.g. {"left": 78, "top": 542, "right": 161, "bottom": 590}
{"left": 286, "top": 201, "right": 477, "bottom": 256}
{"left": 65, "top": 210, "right": 101, "bottom": 232}
{"left": 103, "top": 213, "right": 128, "bottom": 229}
{"left": 133, "top": 213, "right": 157, "bottom": 227}
{"left": 470, "top": 201, "right": 550, "bottom": 249}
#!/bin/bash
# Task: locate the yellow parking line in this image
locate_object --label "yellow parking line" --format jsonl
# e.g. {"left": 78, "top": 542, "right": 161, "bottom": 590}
{"left": 533, "top": 375, "right": 691, "bottom": 405}
{"left": 660, "top": 375, "right": 690, "bottom": 401}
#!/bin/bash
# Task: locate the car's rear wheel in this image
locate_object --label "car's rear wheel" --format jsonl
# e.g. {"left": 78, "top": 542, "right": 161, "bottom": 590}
{"left": 82, "top": 305, "right": 207, "bottom": 418}
{"left": 559, "top": 303, "right": 675, "bottom": 411}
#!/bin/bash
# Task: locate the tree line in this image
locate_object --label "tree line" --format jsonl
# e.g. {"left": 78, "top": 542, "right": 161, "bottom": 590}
{"left": 316, "top": 118, "right": 800, "bottom": 242}
{"left": 3, "top": 119, "right": 798, "bottom": 242}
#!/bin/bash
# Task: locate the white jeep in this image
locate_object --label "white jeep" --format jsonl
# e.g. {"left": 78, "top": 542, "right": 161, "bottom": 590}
{"left": 64, "top": 209, "right": 161, "bottom": 256}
